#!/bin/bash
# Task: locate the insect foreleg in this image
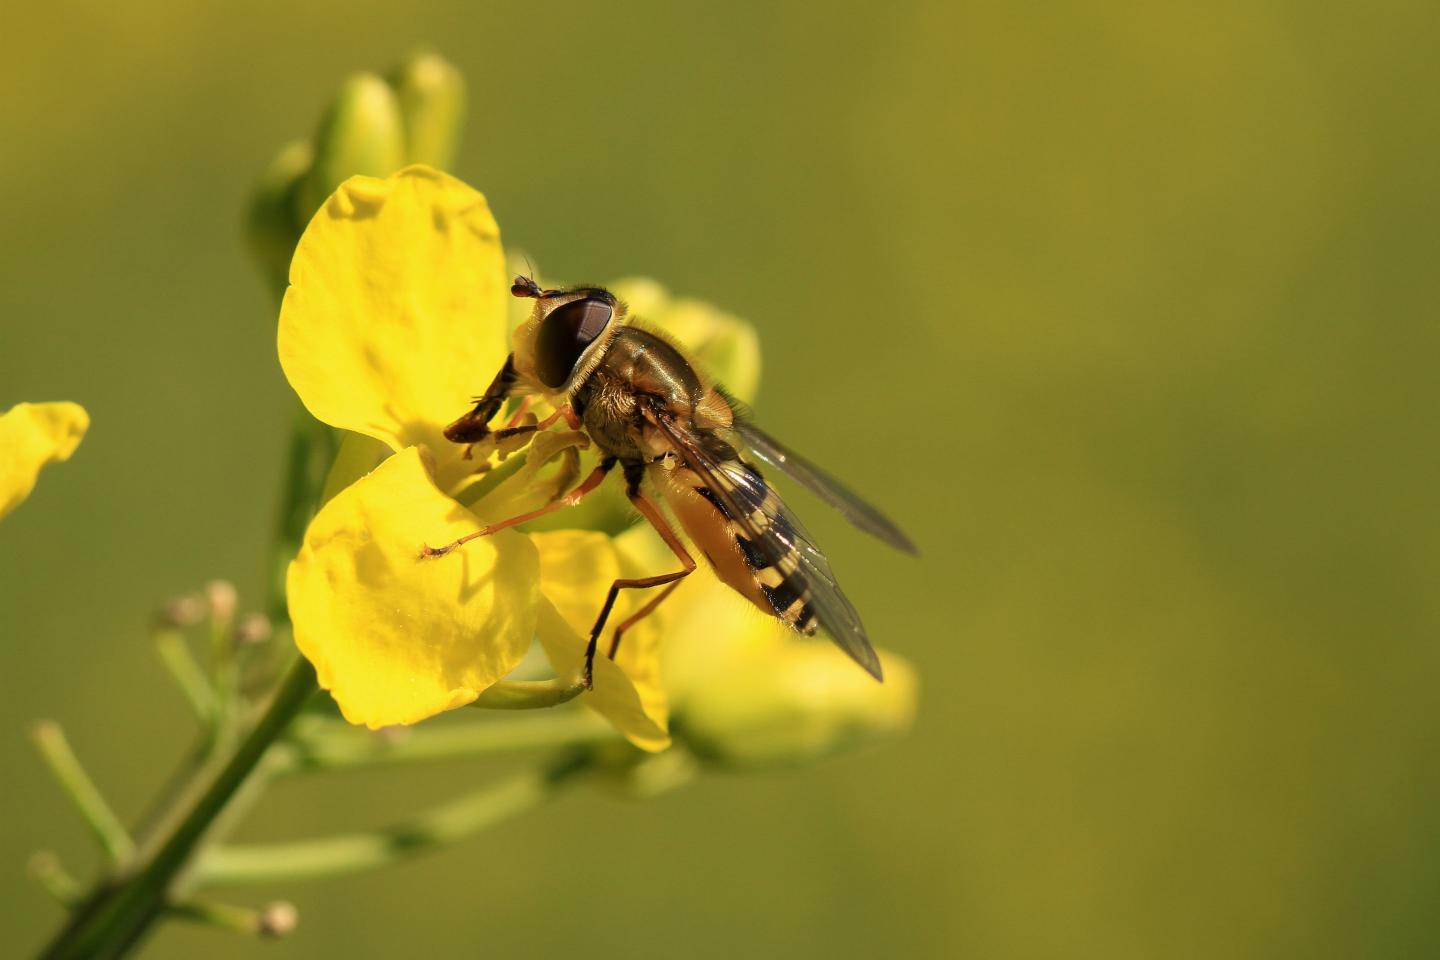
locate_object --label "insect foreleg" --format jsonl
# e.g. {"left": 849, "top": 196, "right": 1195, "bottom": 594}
{"left": 420, "top": 456, "right": 617, "bottom": 558}
{"left": 488, "top": 404, "right": 582, "bottom": 444}
{"left": 502, "top": 396, "right": 533, "bottom": 429}
{"left": 444, "top": 355, "right": 519, "bottom": 443}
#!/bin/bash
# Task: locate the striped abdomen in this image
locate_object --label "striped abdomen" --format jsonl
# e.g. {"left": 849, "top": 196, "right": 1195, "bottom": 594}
{"left": 655, "top": 455, "right": 819, "bottom": 635}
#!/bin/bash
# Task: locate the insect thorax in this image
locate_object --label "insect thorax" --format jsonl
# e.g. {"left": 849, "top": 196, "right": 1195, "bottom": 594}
{"left": 572, "top": 327, "right": 702, "bottom": 462}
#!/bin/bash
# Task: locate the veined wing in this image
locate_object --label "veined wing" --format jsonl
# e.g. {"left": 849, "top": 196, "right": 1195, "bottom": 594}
{"left": 730, "top": 417, "right": 918, "bottom": 555}
{"left": 647, "top": 407, "right": 884, "bottom": 680}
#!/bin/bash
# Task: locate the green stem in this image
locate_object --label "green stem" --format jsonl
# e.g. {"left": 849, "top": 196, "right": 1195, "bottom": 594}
{"left": 38, "top": 657, "right": 318, "bottom": 960}
{"left": 208, "top": 602, "right": 239, "bottom": 755}
{"left": 29, "top": 852, "right": 81, "bottom": 906}
{"left": 165, "top": 898, "right": 296, "bottom": 938}
{"left": 277, "top": 710, "right": 615, "bottom": 774}
{"left": 29, "top": 722, "right": 135, "bottom": 865}
{"left": 153, "top": 629, "right": 216, "bottom": 725}
{"left": 163, "top": 898, "right": 261, "bottom": 935}
{"left": 267, "top": 405, "right": 338, "bottom": 622}
{"left": 195, "top": 751, "right": 591, "bottom": 886}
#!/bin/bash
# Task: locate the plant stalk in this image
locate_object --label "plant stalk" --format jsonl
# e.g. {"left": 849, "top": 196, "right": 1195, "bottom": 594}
{"left": 38, "top": 657, "right": 317, "bottom": 960}
{"left": 196, "top": 751, "right": 591, "bottom": 886}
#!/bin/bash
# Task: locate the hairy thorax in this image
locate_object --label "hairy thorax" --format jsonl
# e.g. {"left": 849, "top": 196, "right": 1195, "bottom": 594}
{"left": 577, "top": 371, "right": 648, "bottom": 459}
{"left": 572, "top": 327, "right": 703, "bottom": 462}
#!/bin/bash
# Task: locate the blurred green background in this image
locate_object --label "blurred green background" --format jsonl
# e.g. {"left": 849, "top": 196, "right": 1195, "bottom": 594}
{"left": 3, "top": 1, "right": 1438, "bottom": 956}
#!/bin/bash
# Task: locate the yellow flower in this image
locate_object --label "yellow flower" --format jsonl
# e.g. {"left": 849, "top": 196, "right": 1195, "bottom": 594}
{"left": 278, "top": 164, "right": 912, "bottom": 761}
{"left": 0, "top": 402, "right": 89, "bottom": 522}
{"left": 278, "top": 166, "right": 667, "bottom": 747}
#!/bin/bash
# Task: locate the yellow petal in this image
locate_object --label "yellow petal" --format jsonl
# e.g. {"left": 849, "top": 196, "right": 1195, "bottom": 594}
{"left": 278, "top": 166, "right": 508, "bottom": 489}
{"left": 0, "top": 402, "right": 89, "bottom": 521}
{"left": 288, "top": 445, "right": 539, "bottom": 728}
{"left": 530, "top": 530, "right": 670, "bottom": 751}
{"left": 319, "top": 430, "right": 391, "bottom": 506}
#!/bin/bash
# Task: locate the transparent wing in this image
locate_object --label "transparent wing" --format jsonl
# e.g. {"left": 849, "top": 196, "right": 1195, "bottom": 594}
{"left": 730, "top": 417, "right": 919, "bottom": 556}
{"left": 649, "top": 409, "right": 883, "bottom": 680}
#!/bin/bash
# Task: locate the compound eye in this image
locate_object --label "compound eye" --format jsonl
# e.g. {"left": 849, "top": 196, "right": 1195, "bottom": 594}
{"left": 535, "top": 297, "right": 613, "bottom": 388}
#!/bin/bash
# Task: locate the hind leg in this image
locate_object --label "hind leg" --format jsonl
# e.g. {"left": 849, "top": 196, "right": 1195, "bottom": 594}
{"left": 582, "top": 468, "right": 697, "bottom": 687}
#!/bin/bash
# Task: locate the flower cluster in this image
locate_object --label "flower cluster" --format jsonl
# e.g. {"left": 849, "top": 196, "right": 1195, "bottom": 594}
{"left": 278, "top": 167, "right": 668, "bottom": 748}
{"left": 21, "top": 56, "right": 917, "bottom": 955}
{"left": 278, "top": 165, "right": 916, "bottom": 761}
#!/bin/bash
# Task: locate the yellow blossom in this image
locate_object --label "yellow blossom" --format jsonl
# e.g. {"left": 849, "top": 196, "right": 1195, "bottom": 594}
{"left": 277, "top": 166, "right": 668, "bottom": 745}
{"left": 0, "top": 402, "right": 89, "bottom": 522}
{"left": 287, "top": 446, "right": 539, "bottom": 726}
{"left": 276, "top": 164, "right": 909, "bottom": 757}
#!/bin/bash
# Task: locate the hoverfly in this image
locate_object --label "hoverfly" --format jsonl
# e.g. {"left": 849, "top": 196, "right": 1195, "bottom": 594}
{"left": 425, "top": 276, "right": 917, "bottom": 686}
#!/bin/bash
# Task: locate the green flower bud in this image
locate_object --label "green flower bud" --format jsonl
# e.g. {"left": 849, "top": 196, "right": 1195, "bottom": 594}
{"left": 390, "top": 50, "right": 466, "bottom": 169}
{"left": 296, "top": 72, "right": 405, "bottom": 225}
{"left": 586, "top": 741, "right": 700, "bottom": 800}
{"left": 244, "top": 139, "right": 312, "bottom": 296}
{"left": 675, "top": 639, "right": 917, "bottom": 770}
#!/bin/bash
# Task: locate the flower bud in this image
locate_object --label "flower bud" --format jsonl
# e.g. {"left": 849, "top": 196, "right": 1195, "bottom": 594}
{"left": 390, "top": 50, "right": 466, "bottom": 169}
{"left": 159, "top": 592, "right": 206, "bottom": 628}
{"left": 681, "top": 644, "right": 916, "bottom": 769}
{"left": 244, "top": 139, "right": 312, "bottom": 295}
{"left": 234, "top": 612, "right": 273, "bottom": 646}
{"left": 296, "top": 73, "right": 405, "bottom": 225}
{"left": 205, "top": 579, "right": 238, "bottom": 624}
{"left": 257, "top": 901, "right": 298, "bottom": 938}
{"left": 587, "top": 740, "right": 699, "bottom": 800}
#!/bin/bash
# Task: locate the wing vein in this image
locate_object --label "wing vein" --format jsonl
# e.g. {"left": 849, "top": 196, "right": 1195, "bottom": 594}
{"left": 646, "top": 406, "right": 883, "bottom": 680}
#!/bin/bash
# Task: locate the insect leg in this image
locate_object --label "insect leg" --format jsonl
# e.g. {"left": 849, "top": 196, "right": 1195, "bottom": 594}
{"left": 488, "top": 404, "right": 581, "bottom": 445}
{"left": 502, "top": 396, "right": 533, "bottom": 429}
{"left": 421, "top": 456, "right": 617, "bottom": 558}
{"left": 582, "top": 468, "right": 697, "bottom": 688}
{"left": 607, "top": 580, "right": 682, "bottom": 659}
{"left": 444, "top": 355, "right": 518, "bottom": 443}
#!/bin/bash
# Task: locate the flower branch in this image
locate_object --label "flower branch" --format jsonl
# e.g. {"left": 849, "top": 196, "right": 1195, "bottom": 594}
{"left": 164, "top": 898, "right": 298, "bottom": 939}
{"left": 20, "top": 47, "right": 918, "bottom": 960}
{"left": 152, "top": 627, "right": 217, "bottom": 725}
{"left": 29, "top": 721, "right": 135, "bottom": 865}
{"left": 195, "top": 750, "right": 592, "bottom": 887}
{"left": 277, "top": 709, "right": 616, "bottom": 775}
